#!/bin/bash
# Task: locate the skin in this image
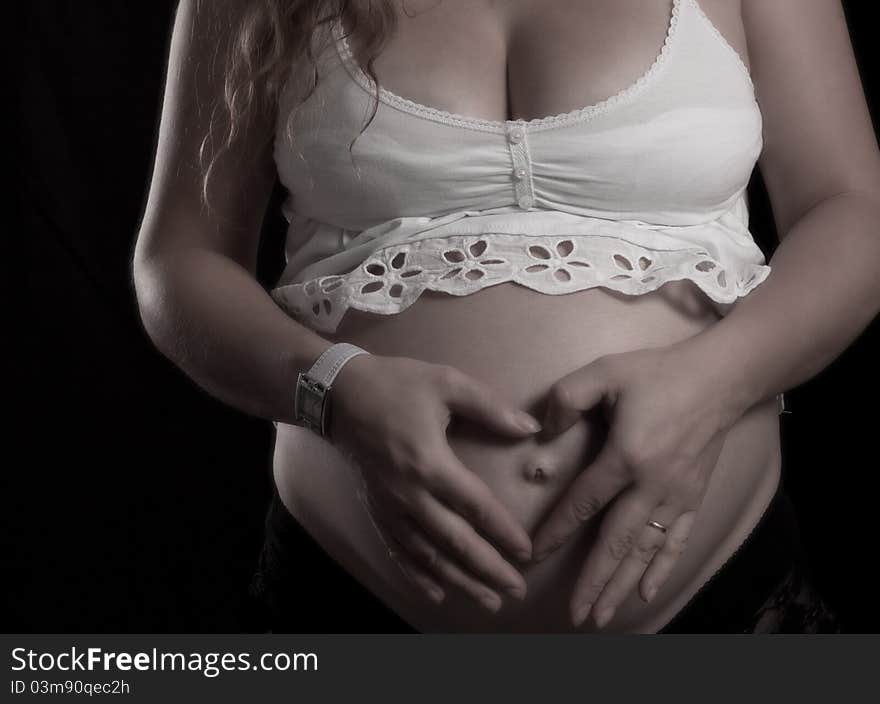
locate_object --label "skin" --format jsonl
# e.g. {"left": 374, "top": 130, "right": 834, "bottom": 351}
{"left": 134, "top": 0, "right": 880, "bottom": 629}
{"left": 134, "top": 0, "right": 540, "bottom": 614}
{"left": 334, "top": 0, "right": 880, "bottom": 626}
{"left": 303, "top": 269, "right": 781, "bottom": 631}
{"left": 529, "top": 0, "right": 880, "bottom": 628}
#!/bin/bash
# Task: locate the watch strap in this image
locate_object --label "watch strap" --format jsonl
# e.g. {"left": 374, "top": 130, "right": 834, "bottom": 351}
{"left": 306, "top": 342, "right": 371, "bottom": 388}
{"left": 294, "top": 342, "right": 370, "bottom": 436}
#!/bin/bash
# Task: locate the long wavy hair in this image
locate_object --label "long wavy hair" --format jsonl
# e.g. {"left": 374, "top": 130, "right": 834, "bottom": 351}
{"left": 199, "top": 0, "right": 403, "bottom": 210}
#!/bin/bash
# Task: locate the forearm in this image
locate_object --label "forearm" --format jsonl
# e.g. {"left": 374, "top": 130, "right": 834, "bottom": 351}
{"left": 133, "top": 247, "right": 333, "bottom": 425}
{"left": 686, "top": 191, "right": 880, "bottom": 418}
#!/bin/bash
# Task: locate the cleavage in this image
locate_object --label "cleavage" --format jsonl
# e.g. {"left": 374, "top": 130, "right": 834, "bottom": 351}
{"left": 342, "top": 0, "right": 677, "bottom": 123}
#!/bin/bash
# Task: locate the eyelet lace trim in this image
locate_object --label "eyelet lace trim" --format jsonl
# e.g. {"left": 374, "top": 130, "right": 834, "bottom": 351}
{"left": 331, "top": 0, "right": 682, "bottom": 134}
{"left": 271, "top": 232, "right": 771, "bottom": 334}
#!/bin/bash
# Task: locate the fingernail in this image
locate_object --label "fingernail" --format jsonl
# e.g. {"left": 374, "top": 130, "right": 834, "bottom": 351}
{"left": 532, "top": 550, "right": 548, "bottom": 564}
{"left": 504, "top": 582, "right": 527, "bottom": 600}
{"left": 516, "top": 412, "right": 542, "bottom": 433}
{"left": 516, "top": 547, "right": 532, "bottom": 562}
{"left": 428, "top": 588, "right": 444, "bottom": 603}
{"left": 572, "top": 602, "right": 592, "bottom": 627}
{"left": 595, "top": 605, "right": 616, "bottom": 628}
{"left": 480, "top": 592, "right": 503, "bottom": 613}
{"left": 430, "top": 585, "right": 446, "bottom": 602}
{"left": 646, "top": 586, "right": 658, "bottom": 603}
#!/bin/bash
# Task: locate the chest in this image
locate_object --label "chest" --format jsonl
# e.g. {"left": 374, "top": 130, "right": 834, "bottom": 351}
{"left": 343, "top": 0, "right": 748, "bottom": 124}
{"left": 275, "top": 0, "right": 762, "bottom": 230}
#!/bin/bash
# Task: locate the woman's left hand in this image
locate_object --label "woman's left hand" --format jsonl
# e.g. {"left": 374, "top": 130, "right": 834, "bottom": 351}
{"left": 530, "top": 340, "right": 748, "bottom": 629}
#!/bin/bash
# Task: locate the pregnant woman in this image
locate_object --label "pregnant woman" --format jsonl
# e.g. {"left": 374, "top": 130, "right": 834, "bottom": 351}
{"left": 134, "top": 0, "right": 879, "bottom": 632}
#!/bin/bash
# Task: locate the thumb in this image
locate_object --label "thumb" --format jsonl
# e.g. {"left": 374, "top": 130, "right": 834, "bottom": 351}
{"left": 541, "top": 358, "right": 613, "bottom": 438}
{"left": 442, "top": 369, "right": 542, "bottom": 437}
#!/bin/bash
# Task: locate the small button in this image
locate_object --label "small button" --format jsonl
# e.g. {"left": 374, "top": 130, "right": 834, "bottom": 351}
{"left": 512, "top": 167, "right": 527, "bottom": 181}
{"left": 508, "top": 128, "right": 524, "bottom": 144}
{"left": 518, "top": 196, "right": 533, "bottom": 210}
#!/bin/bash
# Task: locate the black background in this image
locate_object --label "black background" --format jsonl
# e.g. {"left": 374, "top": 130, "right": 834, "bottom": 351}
{"left": 14, "top": 1, "right": 880, "bottom": 632}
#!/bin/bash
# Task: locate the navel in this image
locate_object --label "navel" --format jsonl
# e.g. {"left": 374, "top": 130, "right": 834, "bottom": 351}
{"left": 522, "top": 455, "right": 557, "bottom": 484}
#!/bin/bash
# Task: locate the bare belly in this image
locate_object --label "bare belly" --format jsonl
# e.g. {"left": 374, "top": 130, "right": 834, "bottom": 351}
{"left": 273, "top": 280, "right": 782, "bottom": 632}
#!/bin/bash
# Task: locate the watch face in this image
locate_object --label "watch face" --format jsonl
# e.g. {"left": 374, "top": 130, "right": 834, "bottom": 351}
{"left": 296, "top": 374, "right": 326, "bottom": 431}
{"left": 301, "top": 387, "right": 324, "bottom": 419}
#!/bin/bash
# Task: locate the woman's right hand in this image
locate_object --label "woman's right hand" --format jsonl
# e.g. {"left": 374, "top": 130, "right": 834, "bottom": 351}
{"left": 327, "top": 353, "right": 541, "bottom": 613}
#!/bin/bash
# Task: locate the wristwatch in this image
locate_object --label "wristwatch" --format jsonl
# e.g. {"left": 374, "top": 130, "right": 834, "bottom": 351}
{"left": 294, "top": 342, "right": 371, "bottom": 437}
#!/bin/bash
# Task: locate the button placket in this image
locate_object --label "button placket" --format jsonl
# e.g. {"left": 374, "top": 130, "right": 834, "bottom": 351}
{"left": 506, "top": 122, "right": 535, "bottom": 210}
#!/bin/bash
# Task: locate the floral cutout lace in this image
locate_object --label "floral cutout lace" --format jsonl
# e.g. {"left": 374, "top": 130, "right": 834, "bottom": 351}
{"left": 271, "top": 233, "right": 770, "bottom": 333}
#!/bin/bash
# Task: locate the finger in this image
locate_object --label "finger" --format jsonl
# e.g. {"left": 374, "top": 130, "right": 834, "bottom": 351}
{"left": 384, "top": 531, "right": 447, "bottom": 605}
{"left": 361, "top": 448, "right": 529, "bottom": 588}
{"left": 412, "top": 490, "right": 528, "bottom": 600}
{"left": 640, "top": 509, "right": 697, "bottom": 604}
{"left": 531, "top": 443, "right": 629, "bottom": 561}
{"left": 541, "top": 357, "right": 612, "bottom": 437}
{"left": 357, "top": 491, "right": 445, "bottom": 603}
{"left": 590, "top": 503, "right": 682, "bottom": 622}
{"left": 440, "top": 366, "right": 542, "bottom": 437}
{"left": 357, "top": 485, "right": 446, "bottom": 604}
{"left": 396, "top": 517, "right": 505, "bottom": 613}
{"left": 429, "top": 445, "right": 533, "bottom": 562}
{"left": 570, "top": 487, "right": 659, "bottom": 628}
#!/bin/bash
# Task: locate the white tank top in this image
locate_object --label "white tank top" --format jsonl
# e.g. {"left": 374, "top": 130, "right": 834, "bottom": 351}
{"left": 270, "top": 0, "right": 770, "bottom": 334}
